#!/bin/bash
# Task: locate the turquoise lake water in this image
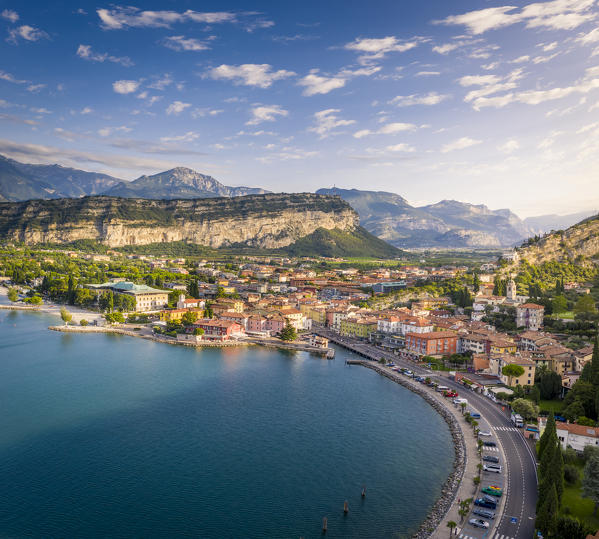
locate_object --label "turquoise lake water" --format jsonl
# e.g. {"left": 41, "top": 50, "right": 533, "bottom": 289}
{"left": 0, "top": 309, "right": 453, "bottom": 538}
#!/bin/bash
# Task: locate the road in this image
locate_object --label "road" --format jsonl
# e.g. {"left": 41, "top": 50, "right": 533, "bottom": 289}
{"left": 315, "top": 327, "right": 538, "bottom": 539}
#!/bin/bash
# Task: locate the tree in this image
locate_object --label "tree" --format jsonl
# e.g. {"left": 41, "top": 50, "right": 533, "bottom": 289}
{"left": 556, "top": 515, "right": 595, "bottom": 539}
{"left": 60, "top": 306, "right": 72, "bottom": 326}
{"left": 564, "top": 400, "right": 585, "bottom": 423}
{"left": 187, "top": 280, "right": 199, "bottom": 299}
{"left": 447, "top": 521, "right": 456, "bottom": 537}
{"left": 578, "top": 416, "right": 595, "bottom": 426}
{"left": 564, "top": 381, "right": 596, "bottom": 419}
{"left": 7, "top": 287, "right": 18, "bottom": 302}
{"left": 575, "top": 295, "right": 597, "bottom": 314}
{"left": 502, "top": 364, "right": 525, "bottom": 386}
{"left": 536, "top": 483, "right": 558, "bottom": 536}
{"left": 592, "top": 335, "right": 599, "bottom": 387}
{"left": 193, "top": 327, "right": 204, "bottom": 336}
{"left": 547, "top": 441, "right": 564, "bottom": 503}
{"left": 181, "top": 311, "right": 198, "bottom": 326}
{"left": 539, "top": 413, "right": 557, "bottom": 461}
{"left": 511, "top": 398, "right": 538, "bottom": 420}
{"left": 538, "top": 370, "right": 563, "bottom": 400}
{"left": 25, "top": 295, "right": 42, "bottom": 305}
{"left": 583, "top": 453, "right": 599, "bottom": 515}
{"left": 280, "top": 322, "right": 297, "bottom": 341}
{"left": 473, "top": 273, "right": 480, "bottom": 293}
{"left": 552, "top": 295, "right": 568, "bottom": 314}
{"left": 460, "top": 402, "right": 467, "bottom": 415}
{"left": 80, "top": 319, "right": 89, "bottom": 327}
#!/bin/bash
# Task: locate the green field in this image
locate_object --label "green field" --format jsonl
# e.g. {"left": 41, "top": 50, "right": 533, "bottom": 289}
{"left": 551, "top": 311, "right": 575, "bottom": 320}
{"left": 539, "top": 399, "right": 564, "bottom": 413}
{"left": 561, "top": 461, "right": 599, "bottom": 531}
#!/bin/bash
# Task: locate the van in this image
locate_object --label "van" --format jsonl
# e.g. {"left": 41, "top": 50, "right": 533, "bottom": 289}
{"left": 511, "top": 413, "right": 524, "bottom": 427}
{"left": 436, "top": 385, "right": 449, "bottom": 393}
{"left": 454, "top": 398, "right": 468, "bottom": 405}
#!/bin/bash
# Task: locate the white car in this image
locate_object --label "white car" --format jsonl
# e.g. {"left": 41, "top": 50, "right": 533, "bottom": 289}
{"left": 483, "top": 464, "right": 502, "bottom": 473}
{"left": 469, "top": 518, "right": 490, "bottom": 529}
{"left": 478, "top": 430, "right": 492, "bottom": 437}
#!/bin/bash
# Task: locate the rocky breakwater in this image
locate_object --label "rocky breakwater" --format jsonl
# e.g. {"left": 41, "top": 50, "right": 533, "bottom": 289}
{"left": 352, "top": 361, "right": 466, "bottom": 538}
{"left": 0, "top": 193, "right": 359, "bottom": 248}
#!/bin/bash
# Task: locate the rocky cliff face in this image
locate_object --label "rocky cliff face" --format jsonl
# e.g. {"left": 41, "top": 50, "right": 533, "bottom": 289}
{"left": 0, "top": 193, "right": 358, "bottom": 248}
{"left": 517, "top": 214, "right": 599, "bottom": 264}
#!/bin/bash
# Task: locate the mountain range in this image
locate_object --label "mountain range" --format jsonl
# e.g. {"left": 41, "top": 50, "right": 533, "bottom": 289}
{"left": 0, "top": 154, "right": 594, "bottom": 249}
{"left": 0, "top": 155, "right": 266, "bottom": 202}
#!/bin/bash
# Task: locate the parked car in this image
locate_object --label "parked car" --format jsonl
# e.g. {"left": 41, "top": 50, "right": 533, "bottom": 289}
{"left": 482, "top": 486, "right": 503, "bottom": 497}
{"left": 483, "top": 455, "right": 500, "bottom": 463}
{"left": 483, "top": 464, "right": 502, "bottom": 473}
{"left": 469, "top": 411, "right": 481, "bottom": 419}
{"left": 445, "top": 391, "right": 459, "bottom": 398}
{"left": 474, "top": 498, "right": 497, "bottom": 509}
{"left": 483, "top": 441, "right": 497, "bottom": 447}
{"left": 469, "top": 518, "right": 490, "bottom": 529}
{"left": 472, "top": 508, "right": 495, "bottom": 519}
{"left": 478, "top": 431, "right": 492, "bottom": 437}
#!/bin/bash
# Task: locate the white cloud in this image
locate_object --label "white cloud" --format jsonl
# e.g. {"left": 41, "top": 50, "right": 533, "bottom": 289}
{"left": 577, "top": 27, "right": 599, "bottom": 44}
{"left": 0, "top": 138, "right": 184, "bottom": 173}
{"left": 353, "top": 122, "right": 416, "bottom": 138}
{"left": 441, "top": 136, "right": 482, "bottom": 153}
{"left": 96, "top": 7, "right": 269, "bottom": 32}
{"left": 246, "top": 105, "right": 288, "bottom": 125}
{"left": 308, "top": 109, "right": 355, "bottom": 138}
{"left": 298, "top": 71, "right": 347, "bottom": 96}
{"left": 541, "top": 41, "right": 558, "bottom": 52}
{"left": 166, "top": 101, "right": 191, "bottom": 115}
{"left": 389, "top": 92, "right": 449, "bottom": 106}
{"left": 113, "top": 80, "right": 140, "bottom": 94}
{"left": 163, "top": 35, "right": 210, "bottom": 51}
{"left": 206, "top": 64, "right": 295, "bottom": 88}
{"left": 498, "top": 139, "right": 520, "bottom": 153}
{"left": 7, "top": 24, "right": 48, "bottom": 44}
{"left": 148, "top": 74, "right": 173, "bottom": 90}
{"left": 344, "top": 36, "right": 422, "bottom": 64}
{"left": 436, "top": 0, "right": 596, "bottom": 35}
{"left": 415, "top": 71, "right": 441, "bottom": 77}
{"left": 297, "top": 66, "right": 379, "bottom": 96}
{"left": 256, "top": 147, "right": 318, "bottom": 164}
{"left": 76, "top": 44, "right": 133, "bottom": 66}
{"left": 81, "top": 107, "right": 93, "bottom": 115}
{"left": 160, "top": 131, "right": 200, "bottom": 143}
{"left": 386, "top": 143, "right": 416, "bottom": 152}
{"left": 458, "top": 74, "right": 501, "bottom": 86}
{"left": 1, "top": 9, "right": 18, "bottom": 23}
{"left": 510, "top": 55, "right": 530, "bottom": 63}
{"left": 0, "top": 70, "right": 28, "bottom": 84}
{"left": 26, "top": 84, "right": 45, "bottom": 93}
{"left": 30, "top": 107, "right": 51, "bottom": 114}
{"left": 98, "top": 126, "right": 132, "bottom": 137}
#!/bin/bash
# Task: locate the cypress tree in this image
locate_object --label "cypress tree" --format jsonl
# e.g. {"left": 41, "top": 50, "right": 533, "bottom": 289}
{"left": 539, "top": 413, "right": 556, "bottom": 462}
{"left": 548, "top": 442, "right": 564, "bottom": 503}
{"left": 536, "top": 483, "right": 558, "bottom": 536}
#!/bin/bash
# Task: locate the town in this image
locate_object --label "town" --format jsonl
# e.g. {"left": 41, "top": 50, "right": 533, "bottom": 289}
{"left": 3, "top": 243, "right": 599, "bottom": 538}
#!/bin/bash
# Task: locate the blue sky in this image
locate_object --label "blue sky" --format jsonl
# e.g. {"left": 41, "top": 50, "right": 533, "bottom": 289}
{"left": 1, "top": 1, "right": 599, "bottom": 216}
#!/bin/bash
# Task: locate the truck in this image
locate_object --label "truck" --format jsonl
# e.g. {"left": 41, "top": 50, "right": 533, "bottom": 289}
{"left": 511, "top": 413, "right": 524, "bottom": 427}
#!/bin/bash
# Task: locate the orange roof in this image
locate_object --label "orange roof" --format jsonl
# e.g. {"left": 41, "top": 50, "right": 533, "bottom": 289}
{"left": 519, "top": 303, "right": 544, "bottom": 309}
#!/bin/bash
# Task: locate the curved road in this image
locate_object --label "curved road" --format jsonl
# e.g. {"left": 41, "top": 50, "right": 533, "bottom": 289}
{"left": 317, "top": 328, "right": 537, "bottom": 539}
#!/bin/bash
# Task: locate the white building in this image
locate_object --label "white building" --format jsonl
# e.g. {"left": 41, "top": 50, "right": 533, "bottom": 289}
{"left": 539, "top": 417, "right": 599, "bottom": 452}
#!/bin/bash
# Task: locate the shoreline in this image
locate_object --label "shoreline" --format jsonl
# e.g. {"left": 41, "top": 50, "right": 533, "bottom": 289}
{"left": 47, "top": 324, "right": 333, "bottom": 355}
{"left": 348, "top": 360, "right": 466, "bottom": 539}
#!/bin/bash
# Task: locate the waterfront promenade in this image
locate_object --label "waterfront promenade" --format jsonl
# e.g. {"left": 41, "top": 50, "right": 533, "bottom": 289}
{"left": 314, "top": 325, "right": 537, "bottom": 539}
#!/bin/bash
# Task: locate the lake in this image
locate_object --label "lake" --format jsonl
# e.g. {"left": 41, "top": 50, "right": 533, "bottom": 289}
{"left": 0, "top": 309, "right": 453, "bottom": 538}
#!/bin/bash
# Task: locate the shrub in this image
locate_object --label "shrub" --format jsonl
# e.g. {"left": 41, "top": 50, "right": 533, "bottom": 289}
{"left": 80, "top": 319, "right": 88, "bottom": 326}
{"left": 564, "top": 464, "right": 580, "bottom": 484}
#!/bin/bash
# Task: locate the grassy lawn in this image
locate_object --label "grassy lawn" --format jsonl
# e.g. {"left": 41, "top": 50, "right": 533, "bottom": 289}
{"left": 562, "top": 471, "right": 599, "bottom": 530}
{"left": 539, "top": 399, "right": 564, "bottom": 413}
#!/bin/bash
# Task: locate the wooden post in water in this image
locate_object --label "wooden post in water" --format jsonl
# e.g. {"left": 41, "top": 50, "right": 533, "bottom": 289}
{"left": 343, "top": 500, "right": 349, "bottom": 514}
{"left": 361, "top": 486, "right": 366, "bottom": 497}
{"left": 322, "top": 517, "right": 327, "bottom": 533}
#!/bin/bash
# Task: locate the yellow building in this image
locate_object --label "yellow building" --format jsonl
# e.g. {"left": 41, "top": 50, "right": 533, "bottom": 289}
{"left": 340, "top": 318, "right": 378, "bottom": 338}
{"left": 489, "top": 339, "right": 518, "bottom": 355}
{"left": 490, "top": 354, "right": 536, "bottom": 386}
{"left": 160, "top": 308, "right": 204, "bottom": 322}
